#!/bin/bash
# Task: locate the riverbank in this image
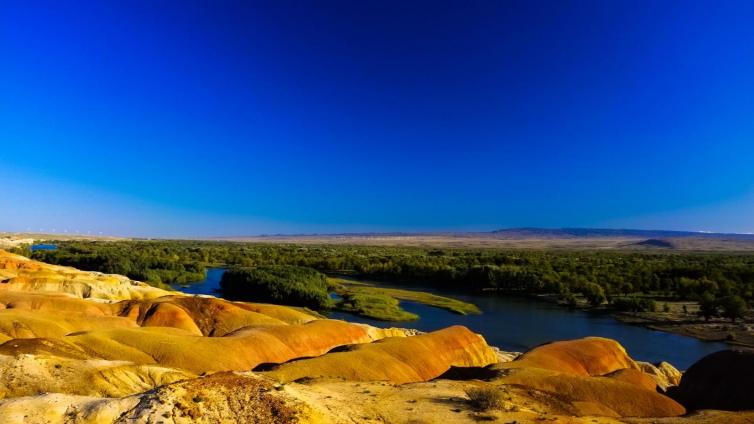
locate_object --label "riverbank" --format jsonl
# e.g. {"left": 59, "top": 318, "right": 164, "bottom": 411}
{"left": 504, "top": 292, "right": 754, "bottom": 349}
{"left": 615, "top": 310, "right": 754, "bottom": 349}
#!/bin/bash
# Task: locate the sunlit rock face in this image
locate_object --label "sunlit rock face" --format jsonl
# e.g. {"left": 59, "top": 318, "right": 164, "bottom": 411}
{"left": 491, "top": 337, "right": 687, "bottom": 418}
{"left": 501, "top": 337, "right": 640, "bottom": 376}
{"left": 0, "top": 250, "right": 170, "bottom": 301}
{"left": 637, "top": 360, "right": 683, "bottom": 391}
{"left": 266, "top": 325, "right": 499, "bottom": 384}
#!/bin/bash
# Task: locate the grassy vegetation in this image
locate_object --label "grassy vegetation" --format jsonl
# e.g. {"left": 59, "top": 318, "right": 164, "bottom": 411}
{"left": 330, "top": 278, "right": 480, "bottom": 316}
{"left": 337, "top": 291, "right": 419, "bottom": 321}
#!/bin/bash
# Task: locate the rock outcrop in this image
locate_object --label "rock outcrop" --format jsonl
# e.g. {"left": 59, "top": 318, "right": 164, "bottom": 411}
{"left": 0, "top": 372, "right": 298, "bottom": 424}
{"left": 668, "top": 349, "right": 754, "bottom": 411}
{"left": 492, "top": 337, "right": 686, "bottom": 418}
{"left": 267, "top": 325, "right": 498, "bottom": 384}
{"left": 0, "top": 250, "right": 169, "bottom": 300}
{"left": 637, "top": 360, "right": 682, "bottom": 391}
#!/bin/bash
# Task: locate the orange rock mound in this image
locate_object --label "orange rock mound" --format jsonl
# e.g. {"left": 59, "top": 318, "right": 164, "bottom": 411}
{"left": 505, "top": 336, "right": 639, "bottom": 376}
{"left": 494, "top": 337, "right": 686, "bottom": 418}
{"left": 267, "top": 325, "right": 498, "bottom": 384}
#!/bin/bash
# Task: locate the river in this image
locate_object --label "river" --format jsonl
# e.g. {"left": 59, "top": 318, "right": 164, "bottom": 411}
{"left": 173, "top": 268, "right": 726, "bottom": 369}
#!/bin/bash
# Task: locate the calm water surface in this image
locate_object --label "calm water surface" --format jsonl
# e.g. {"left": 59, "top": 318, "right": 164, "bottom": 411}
{"left": 172, "top": 267, "right": 226, "bottom": 295}
{"left": 174, "top": 268, "right": 726, "bottom": 369}
{"left": 30, "top": 244, "right": 57, "bottom": 251}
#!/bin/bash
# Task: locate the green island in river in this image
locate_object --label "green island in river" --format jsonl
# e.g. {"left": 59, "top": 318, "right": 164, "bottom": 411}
{"left": 328, "top": 277, "right": 481, "bottom": 321}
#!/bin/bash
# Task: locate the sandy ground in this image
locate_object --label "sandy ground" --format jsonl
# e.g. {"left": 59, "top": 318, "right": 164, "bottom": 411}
{"left": 284, "top": 378, "right": 626, "bottom": 424}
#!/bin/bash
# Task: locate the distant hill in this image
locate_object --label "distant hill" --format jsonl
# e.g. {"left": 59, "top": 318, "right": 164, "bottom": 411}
{"left": 489, "top": 227, "right": 754, "bottom": 240}
{"left": 9, "top": 227, "right": 754, "bottom": 251}
{"left": 633, "top": 238, "right": 676, "bottom": 249}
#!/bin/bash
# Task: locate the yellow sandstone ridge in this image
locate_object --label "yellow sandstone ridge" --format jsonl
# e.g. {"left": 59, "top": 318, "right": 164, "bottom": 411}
{"left": 0, "top": 250, "right": 170, "bottom": 301}
{"left": 267, "top": 325, "right": 498, "bottom": 384}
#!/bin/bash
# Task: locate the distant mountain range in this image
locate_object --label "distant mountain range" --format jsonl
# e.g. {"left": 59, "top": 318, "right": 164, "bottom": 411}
{"left": 220, "top": 227, "right": 754, "bottom": 241}
{"left": 488, "top": 227, "right": 754, "bottom": 240}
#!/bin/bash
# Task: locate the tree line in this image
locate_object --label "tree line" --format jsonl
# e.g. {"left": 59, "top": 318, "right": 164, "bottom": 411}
{"left": 26, "top": 240, "right": 753, "bottom": 318}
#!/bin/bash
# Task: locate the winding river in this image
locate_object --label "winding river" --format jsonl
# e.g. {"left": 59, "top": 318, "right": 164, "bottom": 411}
{"left": 173, "top": 268, "right": 726, "bottom": 369}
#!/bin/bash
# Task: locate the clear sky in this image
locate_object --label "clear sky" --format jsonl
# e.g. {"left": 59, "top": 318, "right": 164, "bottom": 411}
{"left": 1, "top": 1, "right": 753, "bottom": 237}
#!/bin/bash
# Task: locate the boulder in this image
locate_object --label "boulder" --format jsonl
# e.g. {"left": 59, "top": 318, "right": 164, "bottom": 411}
{"left": 668, "top": 349, "right": 754, "bottom": 411}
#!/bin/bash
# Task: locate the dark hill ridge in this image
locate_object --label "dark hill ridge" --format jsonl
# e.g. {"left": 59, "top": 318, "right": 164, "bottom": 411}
{"left": 634, "top": 239, "right": 676, "bottom": 249}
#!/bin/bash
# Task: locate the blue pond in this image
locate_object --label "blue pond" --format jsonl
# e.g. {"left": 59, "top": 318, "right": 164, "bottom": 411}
{"left": 30, "top": 244, "right": 58, "bottom": 252}
{"left": 174, "top": 268, "right": 726, "bottom": 369}
{"left": 171, "top": 267, "right": 226, "bottom": 296}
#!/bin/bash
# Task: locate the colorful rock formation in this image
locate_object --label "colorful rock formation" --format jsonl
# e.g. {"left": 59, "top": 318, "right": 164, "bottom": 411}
{"left": 0, "top": 249, "right": 750, "bottom": 423}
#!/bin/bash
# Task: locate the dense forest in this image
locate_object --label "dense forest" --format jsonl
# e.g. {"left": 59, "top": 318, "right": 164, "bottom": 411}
{"left": 220, "top": 265, "right": 332, "bottom": 309}
{"left": 27, "top": 240, "right": 753, "bottom": 317}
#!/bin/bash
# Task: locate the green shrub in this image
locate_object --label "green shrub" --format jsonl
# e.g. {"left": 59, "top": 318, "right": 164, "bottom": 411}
{"left": 338, "top": 292, "right": 418, "bottom": 321}
{"left": 220, "top": 265, "right": 333, "bottom": 309}
{"left": 612, "top": 296, "right": 656, "bottom": 312}
{"left": 8, "top": 244, "right": 31, "bottom": 257}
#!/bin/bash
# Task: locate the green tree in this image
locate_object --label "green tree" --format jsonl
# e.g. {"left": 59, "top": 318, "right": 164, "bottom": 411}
{"left": 698, "top": 292, "right": 718, "bottom": 322}
{"left": 582, "top": 282, "right": 606, "bottom": 306}
{"left": 720, "top": 295, "right": 747, "bottom": 323}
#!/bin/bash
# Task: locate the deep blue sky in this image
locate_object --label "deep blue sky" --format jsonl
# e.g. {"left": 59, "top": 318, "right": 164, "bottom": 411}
{"left": 2, "top": 1, "right": 753, "bottom": 237}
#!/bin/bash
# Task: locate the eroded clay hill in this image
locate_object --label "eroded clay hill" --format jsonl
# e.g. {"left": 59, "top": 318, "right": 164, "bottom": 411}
{"left": 0, "top": 250, "right": 751, "bottom": 423}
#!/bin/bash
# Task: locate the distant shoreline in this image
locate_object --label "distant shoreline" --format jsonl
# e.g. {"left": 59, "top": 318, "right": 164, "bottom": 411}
{"left": 615, "top": 311, "right": 754, "bottom": 349}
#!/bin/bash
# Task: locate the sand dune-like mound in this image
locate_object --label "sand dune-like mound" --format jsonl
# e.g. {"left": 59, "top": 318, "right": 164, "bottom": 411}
{"left": 496, "top": 367, "right": 686, "bottom": 417}
{"left": 2, "top": 321, "right": 385, "bottom": 377}
{"left": 119, "top": 296, "right": 292, "bottom": 336}
{"left": 267, "top": 325, "right": 498, "bottom": 384}
{"left": 504, "top": 337, "right": 640, "bottom": 376}
{"left": 0, "top": 286, "right": 320, "bottom": 338}
{"left": 0, "top": 252, "right": 417, "bottom": 376}
{"left": 62, "top": 320, "right": 378, "bottom": 374}
{"left": 491, "top": 337, "right": 686, "bottom": 418}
